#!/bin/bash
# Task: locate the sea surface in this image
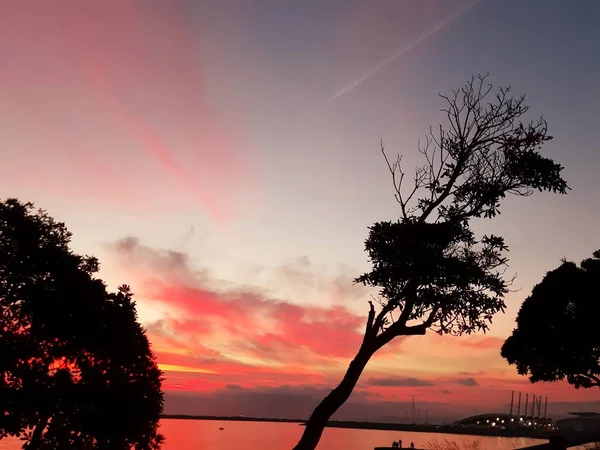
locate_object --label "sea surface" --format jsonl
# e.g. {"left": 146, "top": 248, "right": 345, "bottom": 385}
{"left": 0, "top": 419, "right": 548, "bottom": 449}
{"left": 0, "top": 419, "right": 569, "bottom": 450}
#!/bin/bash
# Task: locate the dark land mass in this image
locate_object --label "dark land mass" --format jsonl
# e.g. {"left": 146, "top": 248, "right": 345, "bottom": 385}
{"left": 161, "top": 414, "right": 301, "bottom": 423}
{"left": 311, "top": 421, "right": 554, "bottom": 439}
{"left": 160, "top": 415, "right": 553, "bottom": 439}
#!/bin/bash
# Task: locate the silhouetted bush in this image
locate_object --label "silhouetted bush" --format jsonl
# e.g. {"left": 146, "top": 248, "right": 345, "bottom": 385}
{"left": 0, "top": 199, "right": 164, "bottom": 449}
{"left": 502, "top": 251, "right": 600, "bottom": 389}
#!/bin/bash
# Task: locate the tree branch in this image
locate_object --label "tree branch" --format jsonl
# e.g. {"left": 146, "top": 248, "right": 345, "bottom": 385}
{"left": 586, "top": 373, "right": 600, "bottom": 386}
{"left": 362, "top": 301, "right": 376, "bottom": 344}
{"left": 397, "top": 295, "right": 415, "bottom": 325}
{"left": 372, "top": 302, "right": 440, "bottom": 352}
{"left": 382, "top": 142, "right": 409, "bottom": 220}
{"left": 404, "top": 304, "right": 440, "bottom": 335}
{"left": 370, "top": 281, "right": 418, "bottom": 336}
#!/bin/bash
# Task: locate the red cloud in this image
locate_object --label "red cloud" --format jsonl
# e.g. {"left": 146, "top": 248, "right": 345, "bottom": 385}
{"left": 104, "top": 237, "right": 600, "bottom": 413}
{"left": 107, "top": 237, "right": 371, "bottom": 388}
{"left": 139, "top": 279, "right": 367, "bottom": 361}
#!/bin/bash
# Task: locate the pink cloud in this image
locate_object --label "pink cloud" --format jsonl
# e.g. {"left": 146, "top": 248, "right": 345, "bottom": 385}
{"left": 0, "top": 1, "right": 252, "bottom": 219}
{"left": 107, "top": 237, "right": 371, "bottom": 376}
{"left": 105, "top": 237, "right": 600, "bottom": 413}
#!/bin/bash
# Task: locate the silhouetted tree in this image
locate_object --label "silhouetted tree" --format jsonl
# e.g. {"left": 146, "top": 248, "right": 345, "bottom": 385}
{"left": 0, "top": 199, "right": 164, "bottom": 449}
{"left": 293, "top": 75, "right": 569, "bottom": 450}
{"left": 501, "top": 251, "right": 600, "bottom": 389}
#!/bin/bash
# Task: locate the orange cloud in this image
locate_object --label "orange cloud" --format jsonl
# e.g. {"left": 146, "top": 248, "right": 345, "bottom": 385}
{"left": 158, "top": 364, "right": 217, "bottom": 375}
{"left": 454, "top": 336, "right": 505, "bottom": 350}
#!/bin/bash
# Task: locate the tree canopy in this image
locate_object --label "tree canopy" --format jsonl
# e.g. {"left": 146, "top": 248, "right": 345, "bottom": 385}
{"left": 501, "top": 251, "right": 600, "bottom": 389}
{"left": 0, "top": 199, "right": 164, "bottom": 449}
{"left": 294, "top": 74, "right": 569, "bottom": 450}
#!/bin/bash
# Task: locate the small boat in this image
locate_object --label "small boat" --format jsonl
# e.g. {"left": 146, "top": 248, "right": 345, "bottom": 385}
{"left": 218, "top": 427, "right": 224, "bottom": 431}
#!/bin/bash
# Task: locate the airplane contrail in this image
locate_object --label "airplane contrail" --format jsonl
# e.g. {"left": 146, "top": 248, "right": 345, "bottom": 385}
{"left": 332, "top": 0, "right": 480, "bottom": 100}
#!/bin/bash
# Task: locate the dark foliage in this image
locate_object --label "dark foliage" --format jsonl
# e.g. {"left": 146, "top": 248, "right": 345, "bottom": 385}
{"left": 294, "top": 74, "right": 569, "bottom": 450}
{"left": 0, "top": 199, "right": 164, "bottom": 449}
{"left": 501, "top": 251, "right": 600, "bottom": 389}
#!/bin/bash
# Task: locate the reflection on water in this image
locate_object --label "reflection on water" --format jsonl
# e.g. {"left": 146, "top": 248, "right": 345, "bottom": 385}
{"left": 0, "top": 419, "right": 555, "bottom": 450}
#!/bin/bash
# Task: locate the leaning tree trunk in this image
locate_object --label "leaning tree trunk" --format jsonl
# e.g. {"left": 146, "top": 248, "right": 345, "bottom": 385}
{"left": 25, "top": 413, "right": 50, "bottom": 450}
{"left": 293, "top": 346, "right": 375, "bottom": 450}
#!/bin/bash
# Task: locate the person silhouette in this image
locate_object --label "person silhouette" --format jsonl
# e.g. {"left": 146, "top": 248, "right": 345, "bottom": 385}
{"left": 410, "top": 442, "right": 415, "bottom": 449}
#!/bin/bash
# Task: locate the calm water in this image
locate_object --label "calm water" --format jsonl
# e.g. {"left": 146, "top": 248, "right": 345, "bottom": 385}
{"left": 0, "top": 419, "right": 551, "bottom": 449}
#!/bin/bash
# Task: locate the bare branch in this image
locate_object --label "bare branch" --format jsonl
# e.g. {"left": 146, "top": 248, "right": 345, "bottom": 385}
{"left": 381, "top": 141, "right": 409, "bottom": 219}
{"left": 363, "top": 300, "right": 376, "bottom": 342}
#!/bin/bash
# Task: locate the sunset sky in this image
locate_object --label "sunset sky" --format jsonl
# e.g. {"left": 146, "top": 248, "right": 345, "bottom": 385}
{"left": 1, "top": 0, "right": 599, "bottom": 421}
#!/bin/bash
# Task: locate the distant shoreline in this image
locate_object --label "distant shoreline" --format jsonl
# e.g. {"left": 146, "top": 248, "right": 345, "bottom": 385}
{"left": 161, "top": 414, "right": 301, "bottom": 423}
{"left": 159, "top": 415, "right": 551, "bottom": 439}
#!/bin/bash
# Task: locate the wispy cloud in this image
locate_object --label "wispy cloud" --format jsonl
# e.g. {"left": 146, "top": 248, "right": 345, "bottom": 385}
{"left": 332, "top": 0, "right": 479, "bottom": 100}
{"left": 164, "top": 388, "right": 600, "bottom": 422}
{"left": 0, "top": 1, "right": 251, "bottom": 220}
{"left": 369, "top": 377, "right": 435, "bottom": 387}
{"left": 454, "top": 377, "right": 479, "bottom": 387}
